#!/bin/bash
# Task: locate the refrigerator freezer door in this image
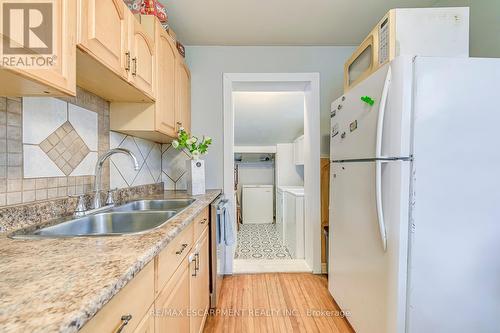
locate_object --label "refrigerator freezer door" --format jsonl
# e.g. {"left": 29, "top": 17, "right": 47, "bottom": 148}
{"left": 407, "top": 57, "right": 500, "bottom": 333}
{"left": 330, "top": 57, "right": 413, "bottom": 161}
{"left": 329, "top": 160, "right": 410, "bottom": 333}
{"left": 331, "top": 64, "right": 389, "bottom": 161}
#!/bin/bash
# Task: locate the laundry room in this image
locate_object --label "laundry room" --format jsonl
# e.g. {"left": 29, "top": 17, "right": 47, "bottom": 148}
{"left": 231, "top": 87, "right": 311, "bottom": 273}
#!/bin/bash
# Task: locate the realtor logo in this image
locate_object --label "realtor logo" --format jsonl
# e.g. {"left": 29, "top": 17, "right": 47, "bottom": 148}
{"left": 1, "top": 1, "right": 55, "bottom": 68}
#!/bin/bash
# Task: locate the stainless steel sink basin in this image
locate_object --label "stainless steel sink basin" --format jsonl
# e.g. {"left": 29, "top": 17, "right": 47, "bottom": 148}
{"left": 11, "top": 211, "right": 176, "bottom": 238}
{"left": 110, "top": 199, "right": 195, "bottom": 212}
{"left": 10, "top": 198, "right": 196, "bottom": 239}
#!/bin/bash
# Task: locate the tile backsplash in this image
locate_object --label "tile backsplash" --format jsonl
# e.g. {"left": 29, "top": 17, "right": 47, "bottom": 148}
{"left": 23, "top": 97, "right": 99, "bottom": 177}
{"left": 161, "top": 143, "right": 192, "bottom": 191}
{"left": 0, "top": 91, "right": 107, "bottom": 206}
{"left": 109, "top": 132, "right": 162, "bottom": 188}
{"left": 0, "top": 88, "right": 192, "bottom": 208}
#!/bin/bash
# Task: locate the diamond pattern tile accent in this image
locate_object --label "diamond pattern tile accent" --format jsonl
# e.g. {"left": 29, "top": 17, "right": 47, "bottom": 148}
{"left": 39, "top": 121, "right": 90, "bottom": 176}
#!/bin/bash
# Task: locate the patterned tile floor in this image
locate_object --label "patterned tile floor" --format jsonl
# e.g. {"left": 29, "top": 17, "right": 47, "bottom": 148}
{"left": 235, "top": 223, "right": 292, "bottom": 260}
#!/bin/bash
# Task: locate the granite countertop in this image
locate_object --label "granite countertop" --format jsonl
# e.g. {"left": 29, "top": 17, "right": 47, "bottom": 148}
{"left": 0, "top": 190, "right": 221, "bottom": 333}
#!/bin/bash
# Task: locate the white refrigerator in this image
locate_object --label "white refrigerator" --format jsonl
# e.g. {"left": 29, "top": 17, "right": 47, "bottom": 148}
{"left": 329, "top": 56, "right": 500, "bottom": 333}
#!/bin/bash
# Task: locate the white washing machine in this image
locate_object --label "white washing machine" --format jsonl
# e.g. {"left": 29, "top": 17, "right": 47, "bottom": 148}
{"left": 283, "top": 188, "right": 304, "bottom": 258}
{"left": 276, "top": 186, "right": 304, "bottom": 245}
{"left": 241, "top": 185, "right": 274, "bottom": 224}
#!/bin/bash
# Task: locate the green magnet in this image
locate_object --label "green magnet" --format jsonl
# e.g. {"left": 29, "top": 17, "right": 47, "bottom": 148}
{"left": 361, "top": 96, "right": 375, "bottom": 106}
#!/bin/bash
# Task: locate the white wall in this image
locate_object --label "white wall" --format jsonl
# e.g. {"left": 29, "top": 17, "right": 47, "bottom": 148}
{"left": 186, "top": 46, "right": 355, "bottom": 189}
{"left": 235, "top": 161, "right": 274, "bottom": 208}
{"left": 237, "top": 163, "right": 274, "bottom": 186}
{"left": 434, "top": 1, "right": 500, "bottom": 58}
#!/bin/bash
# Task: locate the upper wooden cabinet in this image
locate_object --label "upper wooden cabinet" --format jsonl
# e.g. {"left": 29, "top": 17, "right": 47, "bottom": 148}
{"left": 0, "top": 0, "right": 76, "bottom": 96}
{"left": 76, "top": 0, "right": 154, "bottom": 102}
{"left": 110, "top": 17, "right": 191, "bottom": 143}
{"left": 175, "top": 59, "right": 191, "bottom": 133}
{"left": 77, "top": 0, "right": 127, "bottom": 78}
{"left": 128, "top": 15, "right": 155, "bottom": 99}
{"left": 155, "top": 22, "right": 177, "bottom": 137}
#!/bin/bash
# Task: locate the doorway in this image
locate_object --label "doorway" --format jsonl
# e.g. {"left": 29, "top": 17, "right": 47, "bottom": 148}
{"left": 223, "top": 73, "right": 321, "bottom": 274}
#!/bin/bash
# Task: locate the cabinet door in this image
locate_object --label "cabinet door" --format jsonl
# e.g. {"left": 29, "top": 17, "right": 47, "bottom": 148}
{"left": 155, "top": 260, "right": 190, "bottom": 333}
{"left": 77, "top": 0, "right": 128, "bottom": 79}
{"left": 1, "top": 0, "right": 76, "bottom": 96}
{"left": 155, "top": 26, "right": 177, "bottom": 136}
{"left": 175, "top": 59, "right": 191, "bottom": 133}
{"left": 190, "top": 231, "right": 210, "bottom": 333}
{"left": 133, "top": 305, "right": 154, "bottom": 333}
{"left": 129, "top": 16, "right": 155, "bottom": 99}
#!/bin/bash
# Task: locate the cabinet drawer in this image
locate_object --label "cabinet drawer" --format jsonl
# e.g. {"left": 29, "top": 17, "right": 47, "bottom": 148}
{"left": 156, "top": 222, "right": 194, "bottom": 295}
{"left": 80, "top": 260, "right": 154, "bottom": 333}
{"left": 193, "top": 207, "right": 209, "bottom": 243}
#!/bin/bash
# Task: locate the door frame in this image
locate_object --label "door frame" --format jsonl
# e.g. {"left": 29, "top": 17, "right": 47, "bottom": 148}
{"left": 223, "top": 73, "right": 321, "bottom": 273}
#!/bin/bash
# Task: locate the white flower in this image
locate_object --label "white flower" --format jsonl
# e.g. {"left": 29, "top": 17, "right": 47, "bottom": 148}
{"left": 191, "top": 150, "right": 200, "bottom": 159}
{"left": 191, "top": 137, "right": 198, "bottom": 143}
{"left": 204, "top": 136, "right": 212, "bottom": 142}
{"left": 186, "top": 138, "right": 194, "bottom": 145}
{"left": 179, "top": 127, "right": 185, "bottom": 132}
{"left": 172, "top": 140, "right": 179, "bottom": 149}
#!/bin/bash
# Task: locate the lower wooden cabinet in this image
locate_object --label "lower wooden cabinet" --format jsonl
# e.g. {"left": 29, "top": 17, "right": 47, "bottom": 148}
{"left": 189, "top": 229, "right": 210, "bottom": 333}
{"left": 155, "top": 258, "right": 191, "bottom": 332}
{"left": 134, "top": 305, "right": 155, "bottom": 333}
{"left": 79, "top": 261, "right": 155, "bottom": 333}
{"left": 80, "top": 208, "right": 210, "bottom": 333}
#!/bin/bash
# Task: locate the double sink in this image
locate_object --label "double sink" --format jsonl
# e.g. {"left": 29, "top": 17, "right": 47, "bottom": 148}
{"left": 11, "top": 199, "right": 195, "bottom": 239}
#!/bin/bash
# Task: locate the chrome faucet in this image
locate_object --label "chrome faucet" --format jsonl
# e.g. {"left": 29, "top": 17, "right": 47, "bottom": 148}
{"left": 93, "top": 148, "right": 140, "bottom": 209}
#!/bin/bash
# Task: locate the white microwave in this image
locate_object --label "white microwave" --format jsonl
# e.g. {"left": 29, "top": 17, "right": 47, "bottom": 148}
{"left": 344, "top": 7, "right": 469, "bottom": 92}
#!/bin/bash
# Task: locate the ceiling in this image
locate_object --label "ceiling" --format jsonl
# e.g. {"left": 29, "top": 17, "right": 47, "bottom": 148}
{"left": 234, "top": 91, "right": 304, "bottom": 146}
{"left": 160, "top": 0, "right": 438, "bottom": 45}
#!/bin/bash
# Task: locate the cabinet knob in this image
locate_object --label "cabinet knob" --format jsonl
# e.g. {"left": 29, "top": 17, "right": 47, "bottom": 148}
{"left": 200, "top": 218, "right": 207, "bottom": 225}
{"left": 116, "top": 314, "right": 132, "bottom": 333}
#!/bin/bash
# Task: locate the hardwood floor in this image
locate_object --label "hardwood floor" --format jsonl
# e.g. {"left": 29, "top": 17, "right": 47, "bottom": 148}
{"left": 203, "top": 273, "right": 354, "bottom": 333}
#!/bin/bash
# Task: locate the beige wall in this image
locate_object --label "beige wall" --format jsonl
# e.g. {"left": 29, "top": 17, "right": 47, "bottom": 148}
{"left": 434, "top": 0, "right": 500, "bottom": 58}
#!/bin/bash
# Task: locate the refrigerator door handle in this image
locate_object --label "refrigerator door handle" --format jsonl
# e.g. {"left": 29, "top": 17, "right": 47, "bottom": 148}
{"left": 375, "top": 66, "right": 392, "bottom": 158}
{"left": 375, "top": 160, "right": 388, "bottom": 251}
